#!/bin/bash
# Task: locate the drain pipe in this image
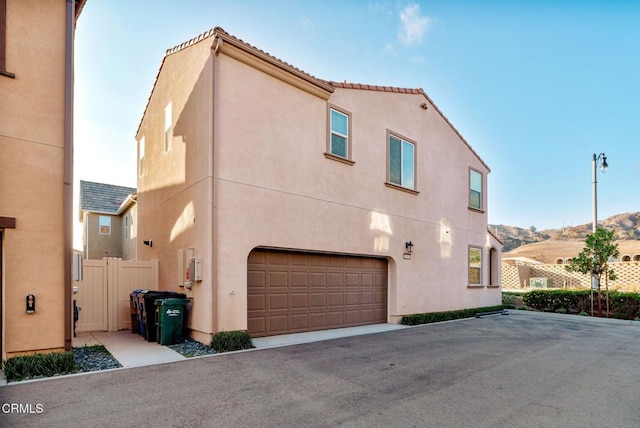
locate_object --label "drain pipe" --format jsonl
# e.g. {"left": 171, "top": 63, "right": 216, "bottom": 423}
{"left": 63, "top": 0, "right": 76, "bottom": 351}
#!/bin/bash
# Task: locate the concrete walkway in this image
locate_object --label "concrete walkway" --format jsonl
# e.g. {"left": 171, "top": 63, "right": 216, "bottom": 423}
{"left": 73, "top": 331, "right": 186, "bottom": 367}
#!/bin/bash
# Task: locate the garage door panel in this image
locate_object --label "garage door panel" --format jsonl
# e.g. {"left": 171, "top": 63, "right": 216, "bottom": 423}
{"left": 311, "top": 273, "right": 327, "bottom": 287}
{"left": 290, "top": 314, "right": 308, "bottom": 331}
{"left": 310, "top": 312, "right": 326, "bottom": 327}
{"left": 328, "top": 292, "right": 343, "bottom": 307}
{"left": 345, "top": 291, "right": 359, "bottom": 305}
{"left": 310, "top": 293, "right": 326, "bottom": 308}
{"left": 269, "top": 294, "right": 288, "bottom": 310}
{"left": 269, "top": 271, "right": 288, "bottom": 288}
{"left": 248, "top": 249, "right": 388, "bottom": 337}
{"left": 345, "top": 310, "right": 359, "bottom": 324}
{"left": 291, "top": 272, "right": 308, "bottom": 288}
{"left": 268, "top": 315, "right": 288, "bottom": 334}
{"left": 328, "top": 312, "right": 344, "bottom": 326}
{"left": 248, "top": 294, "right": 266, "bottom": 311}
{"left": 290, "top": 293, "right": 308, "bottom": 309}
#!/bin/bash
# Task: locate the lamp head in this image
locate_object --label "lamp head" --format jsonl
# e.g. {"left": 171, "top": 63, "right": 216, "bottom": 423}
{"left": 600, "top": 153, "right": 608, "bottom": 173}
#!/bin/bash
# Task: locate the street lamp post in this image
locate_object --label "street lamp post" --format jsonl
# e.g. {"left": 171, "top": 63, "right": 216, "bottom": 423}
{"left": 591, "top": 152, "right": 608, "bottom": 316}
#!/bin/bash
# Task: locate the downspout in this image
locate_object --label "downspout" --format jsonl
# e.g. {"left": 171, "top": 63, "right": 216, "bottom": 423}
{"left": 210, "top": 36, "right": 222, "bottom": 335}
{"left": 63, "top": 0, "right": 75, "bottom": 351}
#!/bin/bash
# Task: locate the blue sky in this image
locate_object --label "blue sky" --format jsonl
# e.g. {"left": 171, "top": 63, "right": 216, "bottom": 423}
{"left": 74, "top": 0, "right": 640, "bottom": 245}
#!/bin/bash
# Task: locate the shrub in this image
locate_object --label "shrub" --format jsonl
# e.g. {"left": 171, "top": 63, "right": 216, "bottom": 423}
{"left": 211, "top": 331, "right": 254, "bottom": 353}
{"left": 2, "top": 351, "right": 76, "bottom": 382}
{"left": 400, "top": 305, "right": 508, "bottom": 326}
{"left": 522, "top": 290, "right": 640, "bottom": 319}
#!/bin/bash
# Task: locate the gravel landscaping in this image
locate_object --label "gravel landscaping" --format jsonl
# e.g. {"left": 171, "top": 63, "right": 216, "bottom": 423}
{"left": 168, "top": 338, "right": 217, "bottom": 358}
{"left": 72, "top": 345, "right": 122, "bottom": 372}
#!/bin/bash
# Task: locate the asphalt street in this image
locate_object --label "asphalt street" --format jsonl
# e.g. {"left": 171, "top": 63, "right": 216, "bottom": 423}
{"left": 2, "top": 311, "right": 640, "bottom": 427}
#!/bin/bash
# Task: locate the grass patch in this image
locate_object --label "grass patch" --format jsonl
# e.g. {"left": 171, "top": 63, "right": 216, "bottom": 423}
{"left": 2, "top": 352, "right": 76, "bottom": 382}
{"left": 211, "top": 331, "right": 255, "bottom": 353}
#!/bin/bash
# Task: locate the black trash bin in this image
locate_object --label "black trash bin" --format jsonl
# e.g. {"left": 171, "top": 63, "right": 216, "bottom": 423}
{"left": 134, "top": 289, "right": 150, "bottom": 337}
{"left": 142, "top": 291, "right": 186, "bottom": 342}
{"left": 155, "top": 298, "right": 190, "bottom": 345}
{"left": 130, "top": 289, "right": 144, "bottom": 334}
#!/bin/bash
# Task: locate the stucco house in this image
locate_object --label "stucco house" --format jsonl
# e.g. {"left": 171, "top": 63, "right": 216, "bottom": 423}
{"left": 0, "top": 0, "right": 86, "bottom": 359}
{"left": 79, "top": 180, "right": 137, "bottom": 260}
{"left": 136, "top": 27, "right": 502, "bottom": 344}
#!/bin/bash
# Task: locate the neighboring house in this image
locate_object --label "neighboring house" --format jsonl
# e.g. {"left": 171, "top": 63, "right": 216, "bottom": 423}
{"left": 0, "top": 0, "right": 86, "bottom": 359}
{"left": 136, "top": 27, "right": 502, "bottom": 344}
{"left": 79, "top": 180, "right": 137, "bottom": 260}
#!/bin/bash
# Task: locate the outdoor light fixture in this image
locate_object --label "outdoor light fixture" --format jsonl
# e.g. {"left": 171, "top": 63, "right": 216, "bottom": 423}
{"left": 405, "top": 241, "right": 414, "bottom": 254}
{"left": 403, "top": 241, "right": 414, "bottom": 260}
{"left": 592, "top": 153, "right": 609, "bottom": 233}
{"left": 143, "top": 240, "right": 153, "bottom": 247}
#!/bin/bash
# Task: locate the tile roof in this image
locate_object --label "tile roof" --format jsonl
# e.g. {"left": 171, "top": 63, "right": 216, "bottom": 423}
{"left": 330, "top": 81, "right": 490, "bottom": 172}
{"left": 80, "top": 180, "right": 136, "bottom": 214}
{"left": 136, "top": 27, "right": 490, "bottom": 172}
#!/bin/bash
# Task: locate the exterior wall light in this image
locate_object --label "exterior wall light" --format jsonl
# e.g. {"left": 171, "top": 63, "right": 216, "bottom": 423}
{"left": 404, "top": 241, "right": 414, "bottom": 259}
{"left": 143, "top": 240, "right": 153, "bottom": 247}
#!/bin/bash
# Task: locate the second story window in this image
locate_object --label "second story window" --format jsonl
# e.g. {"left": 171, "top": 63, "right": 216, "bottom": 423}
{"left": 99, "top": 216, "right": 111, "bottom": 235}
{"left": 330, "top": 108, "right": 349, "bottom": 158}
{"left": 138, "top": 136, "right": 145, "bottom": 177}
{"left": 388, "top": 133, "right": 415, "bottom": 190}
{"left": 164, "top": 101, "right": 172, "bottom": 153}
{"left": 0, "top": 0, "right": 15, "bottom": 78}
{"left": 469, "top": 168, "right": 483, "bottom": 211}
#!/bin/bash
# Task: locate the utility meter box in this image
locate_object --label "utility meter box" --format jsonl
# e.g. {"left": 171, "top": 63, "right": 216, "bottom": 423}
{"left": 187, "top": 257, "right": 203, "bottom": 282}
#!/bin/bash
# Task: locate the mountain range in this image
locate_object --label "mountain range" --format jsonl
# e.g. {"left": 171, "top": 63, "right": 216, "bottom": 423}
{"left": 490, "top": 212, "right": 640, "bottom": 262}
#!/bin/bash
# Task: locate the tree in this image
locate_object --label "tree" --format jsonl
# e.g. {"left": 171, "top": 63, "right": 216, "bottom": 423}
{"left": 565, "top": 228, "right": 619, "bottom": 317}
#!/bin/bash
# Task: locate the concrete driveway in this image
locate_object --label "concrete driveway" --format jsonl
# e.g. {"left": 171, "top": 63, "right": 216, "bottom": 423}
{"left": 2, "top": 311, "right": 640, "bottom": 427}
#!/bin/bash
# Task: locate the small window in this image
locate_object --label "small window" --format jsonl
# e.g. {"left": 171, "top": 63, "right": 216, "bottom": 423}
{"left": 164, "top": 101, "right": 172, "bottom": 153}
{"left": 325, "top": 105, "right": 354, "bottom": 165}
{"left": 469, "top": 246, "right": 482, "bottom": 286}
{"left": 138, "top": 136, "right": 145, "bottom": 177}
{"left": 388, "top": 132, "right": 415, "bottom": 190}
{"left": 0, "top": 0, "right": 15, "bottom": 78}
{"left": 330, "top": 108, "right": 348, "bottom": 157}
{"left": 99, "top": 216, "right": 111, "bottom": 235}
{"left": 469, "top": 168, "right": 483, "bottom": 211}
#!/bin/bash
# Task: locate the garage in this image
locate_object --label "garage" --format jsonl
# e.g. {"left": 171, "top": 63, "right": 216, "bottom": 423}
{"left": 247, "top": 249, "right": 388, "bottom": 337}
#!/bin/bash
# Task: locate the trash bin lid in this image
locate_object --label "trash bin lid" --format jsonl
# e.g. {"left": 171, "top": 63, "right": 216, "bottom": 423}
{"left": 155, "top": 298, "right": 190, "bottom": 306}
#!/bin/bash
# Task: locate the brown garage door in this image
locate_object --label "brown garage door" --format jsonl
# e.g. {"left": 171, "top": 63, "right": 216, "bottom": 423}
{"left": 247, "top": 249, "right": 387, "bottom": 337}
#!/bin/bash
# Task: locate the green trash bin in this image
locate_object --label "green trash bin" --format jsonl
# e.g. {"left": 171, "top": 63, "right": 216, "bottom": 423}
{"left": 155, "top": 298, "right": 190, "bottom": 345}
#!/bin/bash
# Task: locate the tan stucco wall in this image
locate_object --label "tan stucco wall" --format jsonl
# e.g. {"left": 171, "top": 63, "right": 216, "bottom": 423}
{"left": 137, "top": 34, "right": 501, "bottom": 341}
{"left": 136, "top": 39, "right": 214, "bottom": 339}
{"left": 84, "top": 213, "right": 124, "bottom": 259}
{"left": 0, "top": 0, "right": 68, "bottom": 357}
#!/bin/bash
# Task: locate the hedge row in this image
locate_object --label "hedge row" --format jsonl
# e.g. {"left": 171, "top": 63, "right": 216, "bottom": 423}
{"left": 400, "top": 305, "right": 510, "bottom": 326}
{"left": 522, "top": 289, "right": 640, "bottom": 319}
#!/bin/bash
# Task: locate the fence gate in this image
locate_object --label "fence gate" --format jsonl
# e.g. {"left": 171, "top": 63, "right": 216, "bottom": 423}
{"left": 73, "top": 258, "right": 159, "bottom": 332}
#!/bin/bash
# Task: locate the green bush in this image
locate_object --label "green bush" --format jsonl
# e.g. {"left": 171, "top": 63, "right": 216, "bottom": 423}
{"left": 211, "top": 330, "right": 255, "bottom": 353}
{"left": 400, "top": 305, "right": 508, "bottom": 326}
{"left": 522, "top": 289, "right": 640, "bottom": 319}
{"left": 2, "top": 351, "right": 76, "bottom": 382}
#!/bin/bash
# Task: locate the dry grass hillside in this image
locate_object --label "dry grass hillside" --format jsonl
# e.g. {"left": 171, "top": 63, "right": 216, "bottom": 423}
{"left": 491, "top": 212, "right": 640, "bottom": 264}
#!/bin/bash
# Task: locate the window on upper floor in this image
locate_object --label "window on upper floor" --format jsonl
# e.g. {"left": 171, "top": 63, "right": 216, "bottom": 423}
{"left": 99, "top": 216, "right": 111, "bottom": 235}
{"left": 387, "top": 131, "right": 416, "bottom": 192}
{"left": 469, "top": 168, "right": 483, "bottom": 211}
{"left": 325, "top": 105, "right": 354, "bottom": 165}
{"left": 164, "top": 101, "right": 172, "bottom": 153}
{"left": 469, "top": 246, "right": 482, "bottom": 286}
{"left": 0, "top": 0, "right": 14, "bottom": 78}
{"left": 138, "top": 136, "right": 145, "bottom": 177}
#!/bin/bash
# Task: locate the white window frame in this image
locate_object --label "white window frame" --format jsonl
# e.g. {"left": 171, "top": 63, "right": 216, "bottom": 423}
{"left": 330, "top": 108, "right": 349, "bottom": 158}
{"left": 469, "top": 168, "right": 483, "bottom": 211}
{"left": 468, "top": 246, "right": 483, "bottom": 287}
{"left": 164, "top": 101, "right": 172, "bottom": 154}
{"left": 387, "top": 131, "right": 416, "bottom": 191}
